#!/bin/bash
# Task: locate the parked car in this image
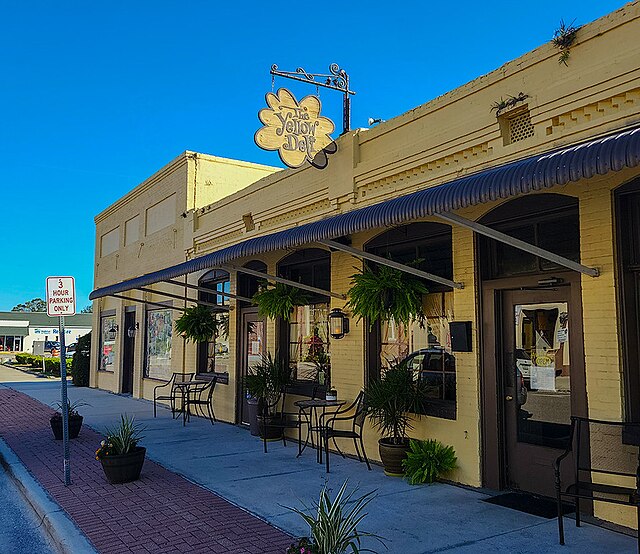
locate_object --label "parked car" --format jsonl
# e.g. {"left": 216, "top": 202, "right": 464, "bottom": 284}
{"left": 66, "top": 343, "right": 77, "bottom": 358}
{"left": 44, "top": 340, "right": 60, "bottom": 353}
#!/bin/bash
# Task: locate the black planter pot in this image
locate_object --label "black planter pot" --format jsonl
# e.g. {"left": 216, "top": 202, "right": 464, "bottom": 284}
{"left": 257, "top": 414, "right": 284, "bottom": 441}
{"left": 378, "top": 437, "right": 411, "bottom": 476}
{"left": 99, "top": 447, "right": 146, "bottom": 484}
{"left": 50, "top": 415, "right": 83, "bottom": 440}
{"left": 247, "top": 397, "right": 260, "bottom": 437}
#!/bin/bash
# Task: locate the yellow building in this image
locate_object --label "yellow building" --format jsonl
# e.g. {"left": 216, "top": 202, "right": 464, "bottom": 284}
{"left": 90, "top": 3, "right": 640, "bottom": 531}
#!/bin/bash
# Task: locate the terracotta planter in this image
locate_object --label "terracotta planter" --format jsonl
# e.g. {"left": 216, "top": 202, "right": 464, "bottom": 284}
{"left": 378, "top": 438, "right": 411, "bottom": 476}
{"left": 50, "top": 415, "right": 83, "bottom": 440}
{"left": 99, "top": 447, "right": 146, "bottom": 484}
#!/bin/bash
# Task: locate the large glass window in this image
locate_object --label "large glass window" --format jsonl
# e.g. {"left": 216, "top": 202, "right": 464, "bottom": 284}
{"left": 99, "top": 314, "right": 117, "bottom": 371}
{"left": 144, "top": 308, "right": 172, "bottom": 380}
{"left": 366, "top": 223, "right": 455, "bottom": 419}
{"left": 278, "top": 249, "right": 331, "bottom": 382}
{"left": 198, "top": 270, "right": 230, "bottom": 374}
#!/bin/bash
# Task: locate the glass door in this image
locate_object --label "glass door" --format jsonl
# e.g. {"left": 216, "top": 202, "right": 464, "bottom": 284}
{"left": 502, "top": 287, "right": 581, "bottom": 497}
{"left": 238, "top": 310, "right": 265, "bottom": 425}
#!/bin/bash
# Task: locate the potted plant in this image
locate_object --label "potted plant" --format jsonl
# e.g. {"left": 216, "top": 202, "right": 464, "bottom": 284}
{"left": 365, "top": 359, "right": 427, "bottom": 476}
{"left": 286, "top": 480, "right": 384, "bottom": 554}
{"left": 346, "top": 262, "right": 428, "bottom": 328}
{"left": 243, "top": 353, "right": 291, "bottom": 440}
{"left": 252, "top": 282, "right": 310, "bottom": 321}
{"left": 95, "top": 414, "right": 146, "bottom": 484}
{"left": 50, "top": 399, "right": 87, "bottom": 440}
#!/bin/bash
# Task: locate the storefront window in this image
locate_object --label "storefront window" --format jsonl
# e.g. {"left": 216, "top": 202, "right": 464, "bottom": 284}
{"left": 144, "top": 308, "right": 172, "bottom": 380}
{"left": 198, "top": 270, "right": 230, "bottom": 374}
{"left": 289, "top": 303, "right": 329, "bottom": 380}
{"left": 100, "top": 315, "right": 117, "bottom": 371}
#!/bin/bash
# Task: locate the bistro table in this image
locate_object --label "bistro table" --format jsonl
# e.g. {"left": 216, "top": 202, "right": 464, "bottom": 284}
{"left": 294, "top": 398, "right": 346, "bottom": 463}
{"left": 174, "top": 379, "right": 210, "bottom": 426}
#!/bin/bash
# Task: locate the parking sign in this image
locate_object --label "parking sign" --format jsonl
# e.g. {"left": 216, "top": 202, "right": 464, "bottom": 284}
{"left": 46, "top": 276, "right": 76, "bottom": 317}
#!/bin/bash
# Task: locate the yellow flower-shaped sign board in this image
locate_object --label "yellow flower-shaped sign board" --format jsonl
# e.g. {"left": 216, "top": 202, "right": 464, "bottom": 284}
{"left": 255, "top": 88, "right": 336, "bottom": 169}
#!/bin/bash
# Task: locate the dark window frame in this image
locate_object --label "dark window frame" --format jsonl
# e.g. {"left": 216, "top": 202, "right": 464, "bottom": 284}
{"left": 197, "top": 270, "right": 230, "bottom": 375}
{"left": 364, "top": 223, "right": 456, "bottom": 420}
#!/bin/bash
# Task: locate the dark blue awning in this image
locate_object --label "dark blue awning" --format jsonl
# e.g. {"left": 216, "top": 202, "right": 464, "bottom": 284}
{"left": 90, "top": 126, "right": 640, "bottom": 300}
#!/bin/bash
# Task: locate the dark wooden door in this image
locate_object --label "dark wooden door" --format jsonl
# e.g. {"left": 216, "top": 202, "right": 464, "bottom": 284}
{"left": 237, "top": 310, "right": 266, "bottom": 425}
{"left": 500, "top": 285, "right": 584, "bottom": 497}
{"left": 122, "top": 311, "right": 135, "bottom": 394}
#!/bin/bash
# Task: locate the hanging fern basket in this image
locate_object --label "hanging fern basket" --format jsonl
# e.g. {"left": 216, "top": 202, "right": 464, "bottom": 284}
{"left": 174, "top": 305, "right": 222, "bottom": 343}
{"left": 252, "top": 282, "right": 310, "bottom": 322}
{"left": 346, "top": 263, "right": 428, "bottom": 329}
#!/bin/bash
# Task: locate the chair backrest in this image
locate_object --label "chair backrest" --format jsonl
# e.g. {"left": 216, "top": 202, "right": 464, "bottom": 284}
{"left": 172, "top": 372, "right": 195, "bottom": 386}
{"left": 205, "top": 375, "right": 218, "bottom": 400}
{"left": 352, "top": 391, "right": 367, "bottom": 430}
{"left": 570, "top": 417, "right": 640, "bottom": 478}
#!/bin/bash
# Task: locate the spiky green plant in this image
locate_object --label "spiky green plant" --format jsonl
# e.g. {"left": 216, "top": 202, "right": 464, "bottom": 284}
{"left": 552, "top": 19, "right": 580, "bottom": 66}
{"left": 346, "top": 263, "right": 428, "bottom": 329}
{"left": 243, "top": 353, "right": 291, "bottom": 415}
{"left": 103, "top": 414, "right": 144, "bottom": 455}
{"left": 402, "top": 439, "right": 457, "bottom": 485}
{"left": 174, "top": 305, "right": 225, "bottom": 343}
{"left": 51, "top": 399, "right": 88, "bottom": 417}
{"left": 365, "top": 360, "right": 428, "bottom": 445}
{"left": 287, "top": 480, "right": 385, "bottom": 554}
{"left": 252, "top": 282, "right": 310, "bottom": 321}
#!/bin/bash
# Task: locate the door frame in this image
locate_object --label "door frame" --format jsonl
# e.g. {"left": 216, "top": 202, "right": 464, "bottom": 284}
{"left": 121, "top": 310, "right": 136, "bottom": 394}
{"left": 236, "top": 308, "right": 265, "bottom": 426}
{"left": 480, "top": 271, "right": 587, "bottom": 491}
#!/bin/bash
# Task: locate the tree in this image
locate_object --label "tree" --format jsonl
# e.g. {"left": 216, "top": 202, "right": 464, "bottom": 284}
{"left": 12, "top": 298, "right": 46, "bottom": 312}
{"left": 80, "top": 304, "right": 93, "bottom": 313}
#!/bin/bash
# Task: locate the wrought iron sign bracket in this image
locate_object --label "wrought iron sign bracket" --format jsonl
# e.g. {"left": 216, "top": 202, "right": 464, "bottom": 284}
{"left": 270, "top": 64, "right": 356, "bottom": 134}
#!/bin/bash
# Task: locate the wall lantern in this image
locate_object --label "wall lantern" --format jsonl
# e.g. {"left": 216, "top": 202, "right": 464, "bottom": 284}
{"left": 329, "top": 308, "right": 349, "bottom": 339}
{"left": 107, "top": 324, "right": 118, "bottom": 341}
{"left": 127, "top": 322, "right": 139, "bottom": 338}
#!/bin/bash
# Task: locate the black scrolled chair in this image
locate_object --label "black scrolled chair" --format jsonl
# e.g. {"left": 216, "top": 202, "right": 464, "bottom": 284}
{"left": 260, "top": 387, "right": 305, "bottom": 454}
{"left": 555, "top": 416, "right": 640, "bottom": 552}
{"left": 321, "top": 391, "right": 371, "bottom": 473}
{"left": 185, "top": 376, "right": 218, "bottom": 425}
{"left": 153, "top": 372, "right": 195, "bottom": 417}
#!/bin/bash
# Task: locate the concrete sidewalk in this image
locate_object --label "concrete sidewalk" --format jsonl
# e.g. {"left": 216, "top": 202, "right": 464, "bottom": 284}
{"left": 2, "top": 378, "right": 637, "bottom": 553}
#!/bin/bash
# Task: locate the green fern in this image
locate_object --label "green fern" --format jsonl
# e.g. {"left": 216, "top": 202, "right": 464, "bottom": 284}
{"left": 174, "top": 305, "right": 224, "bottom": 343}
{"left": 402, "top": 439, "right": 457, "bottom": 485}
{"left": 252, "top": 282, "right": 310, "bottom": 321}
{"left": 346, "top": 263, "right": 428, "bottom": 329}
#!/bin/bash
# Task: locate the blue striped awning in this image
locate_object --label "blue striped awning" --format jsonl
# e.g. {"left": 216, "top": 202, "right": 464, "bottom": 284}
{"left": 90, "top": 126, "right": 640, "bottom": 300}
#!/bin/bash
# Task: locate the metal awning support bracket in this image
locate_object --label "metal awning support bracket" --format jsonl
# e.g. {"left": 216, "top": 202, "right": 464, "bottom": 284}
{"left": 435, "top": 211, "right": 600, "bottom": 278}
{"left": 318, "top": 239, "right": 464, "bottom": 289}
{"left": 225, "top": 264, "right": 346, "bottom": 300}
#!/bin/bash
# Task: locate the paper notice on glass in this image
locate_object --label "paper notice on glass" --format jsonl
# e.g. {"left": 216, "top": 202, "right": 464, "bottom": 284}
{"left": 557, "top": 328, "right": 568, "bottom": 343}
{"left": 250, "top": 341, "right": 260, "bottom": 355}
{"left": 530, "top": 365, "right": 556, "bottom": 391}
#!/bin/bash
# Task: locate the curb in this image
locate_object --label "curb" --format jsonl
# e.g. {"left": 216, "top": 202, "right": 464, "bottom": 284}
{"left": 0, "top": 438, "right": 97, "bottom": 554}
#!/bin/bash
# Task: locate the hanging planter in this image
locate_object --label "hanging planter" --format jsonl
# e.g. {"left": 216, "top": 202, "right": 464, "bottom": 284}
{"left": 174, "top": 305, "right": 226, "bottom": 343}
{"left": 346, "top": 262, "right": 428, "bottom": 329}
{"left": 252, "top": 282, "right": 310, "bottom": 322}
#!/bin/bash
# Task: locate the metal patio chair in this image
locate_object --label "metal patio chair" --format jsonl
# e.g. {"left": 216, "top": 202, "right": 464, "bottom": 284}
{"left": 185, "top": 376, "right": 218, "bottom": 425}
{"left": 153, "top": 372, "right": 195, "bottom": 417}
{"left": 555, "top": 416, "right": 640, "bottom": 552}
{"left": 321, "top": 391, "right": 371, "bottom": 473}
{"left": 260, "top": 387, "right": 306, "bottom": 454}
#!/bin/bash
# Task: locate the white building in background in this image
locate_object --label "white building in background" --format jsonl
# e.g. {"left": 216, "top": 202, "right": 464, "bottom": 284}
{"left": 0, "top": 312, "right": 92, "bottom": 352}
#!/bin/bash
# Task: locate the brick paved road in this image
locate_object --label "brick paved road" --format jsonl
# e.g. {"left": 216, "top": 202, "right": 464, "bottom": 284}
{"left": 0, "top": 387, "right": 293, "bottom": 554}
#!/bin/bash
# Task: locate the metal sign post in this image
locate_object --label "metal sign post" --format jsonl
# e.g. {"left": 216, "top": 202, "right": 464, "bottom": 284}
{"left": 46, "top": 276, "right": 76, "bottom": 486}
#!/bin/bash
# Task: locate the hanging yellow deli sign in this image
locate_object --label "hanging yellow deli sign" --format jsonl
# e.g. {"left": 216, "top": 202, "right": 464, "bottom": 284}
{"left": 254, "top": 88, "right": 336, "bottom": 169}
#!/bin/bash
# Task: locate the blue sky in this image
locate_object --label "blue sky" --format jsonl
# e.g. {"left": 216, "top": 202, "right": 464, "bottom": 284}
{"left": 0, "top": 0, "right": 625, "bottom": 310}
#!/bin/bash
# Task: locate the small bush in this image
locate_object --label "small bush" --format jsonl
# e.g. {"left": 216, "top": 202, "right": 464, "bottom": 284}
{"left": 71, "top": 332, "right": 91, "bottom": 387}
{"left": 402, "top": 439, "right": 457, "bottom": 485}
{"left": 15, "top": 354, "right": 28, "bottom": 364}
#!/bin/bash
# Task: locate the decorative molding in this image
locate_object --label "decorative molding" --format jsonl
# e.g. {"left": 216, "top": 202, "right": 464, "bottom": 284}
{"left": 260, "top": 199, "right": 332, "bottom": 229}
{"left": 358, "top": 142, "right": 492, "bottom": 198}
{"left": 545, "top": 88, "right": 640, "bottom": 136}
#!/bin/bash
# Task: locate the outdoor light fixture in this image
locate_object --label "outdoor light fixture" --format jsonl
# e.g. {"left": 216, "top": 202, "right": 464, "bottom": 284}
{"left": 127, "top": 322, "right": 139, "bottom": 338}
{"left": 329, "top": 308, "right": 349, "bottom": 339}
{"left": 367, "top": 117, "right": 383, "bottom": 126}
